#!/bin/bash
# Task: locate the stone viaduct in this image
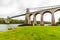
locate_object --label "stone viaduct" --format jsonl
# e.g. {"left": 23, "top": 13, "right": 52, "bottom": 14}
{"left": 25, "top": 6, "right": 60, "bottom": 26}
{"left": 5, "top": 5, "right": 60, "bottom": 26}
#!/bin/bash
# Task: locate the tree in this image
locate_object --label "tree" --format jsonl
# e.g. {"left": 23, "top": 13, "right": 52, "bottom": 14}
{"left": 0, "top": 18, "right": 5, "bottom": 24}
{"left": 56, "top": 17, "right": 60, "bottom": 24}
{"left": 58, "top": 17, "right": 60, "bottom": 22}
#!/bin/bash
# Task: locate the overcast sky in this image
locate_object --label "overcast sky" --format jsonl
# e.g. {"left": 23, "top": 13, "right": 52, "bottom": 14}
{"left": 0, "top": 0, "right": 60, "bottom": 22}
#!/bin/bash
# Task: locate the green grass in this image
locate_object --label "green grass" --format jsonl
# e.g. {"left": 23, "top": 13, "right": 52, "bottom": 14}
{"left": 0, "top": 26, "right": 60, "bottom": 40}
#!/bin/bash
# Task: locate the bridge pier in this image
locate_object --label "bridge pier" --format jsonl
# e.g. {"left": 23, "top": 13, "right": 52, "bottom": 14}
{"left": 25, "top": 8, "right": 31, "bottom": 25}
{"left": 40, "top": 13, "right": 44, "bottom": 26}
{"left": 51, "top": 13, "right": 55, "bottom": 26}
{"left": 33, "top": 14, "right": 37, "bottom": 26}
{"left": 5, "top": 16, "right": 11, "bottom": 24}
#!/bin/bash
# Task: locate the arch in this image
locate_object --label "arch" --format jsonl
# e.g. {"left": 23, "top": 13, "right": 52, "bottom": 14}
{"left": 54, "top": 11, "right": 60, "bottom": 23}
{"left": 35, "top": 12, "right": 40, "bottom": 15}
{"left": 29, "top": 14, "right": 32, "bottom": 17}
{"left": 43, "top": 11, "right": 52, "bottom": 15}
{"left": 29, "top": 14, "right": 34, "bottom": 24}
{"left": 33, "top": 12, "right": 40, "bottom": 25}
{"left": 29, "top": 12, "right": 40, "bottom": 25}
{"left": 36, "top": 14, "right": 41, "bottom": 25}
{"left": 55, "top": 9, "right": 60, "bottom": 12}
{"left": 43, "top": 12, "right": 51, "bottom": 26}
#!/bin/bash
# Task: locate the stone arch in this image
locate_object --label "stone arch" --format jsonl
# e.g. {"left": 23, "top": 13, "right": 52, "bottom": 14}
{"left": 35, "top": 12, "right": 40, "bottom": 15}
{"left": 54, "top": 9, "right": 60, "bottom": 23}
{"left": 35, "top": 12, "right": 41, "bottom": 25}
{"left": 29, "top": 12, "right": 40, "bottom": 25}
{"left": 29, "top": 14, "right": 34, "bottom": 24}
{"left": 43, "top": 13, "right": 51, "bottom": 25}
{"left": 42, "top": 11, "right": 52, "bottom": 15}
{"left": 55, "top": 9, "right": 60, "bottom": 12}
{"left": 41, "top": 11, "right": 52, "bottom": 26}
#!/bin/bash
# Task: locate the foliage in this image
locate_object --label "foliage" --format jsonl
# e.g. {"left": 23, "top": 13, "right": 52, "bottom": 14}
{"left": 0, "top": 18, "right": 5, "bottom": 24}
{"left": 0, "top": 18, "right": 24, "bottom": 24}
{"left": 37, "top": 21, "right": 51, "bottom": 24}
{"left": 56, "top": 18, "right": 60, "bottom": 24}
{"left": 10, "top": 19, "right": 24, "bottom": 24}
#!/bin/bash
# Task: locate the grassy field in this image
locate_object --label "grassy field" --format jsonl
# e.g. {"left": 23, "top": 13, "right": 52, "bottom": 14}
{"left": 0, "top": 26, "right": 60, "bottom": 40}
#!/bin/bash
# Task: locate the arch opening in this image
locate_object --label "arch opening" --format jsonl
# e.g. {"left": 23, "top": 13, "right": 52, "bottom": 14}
{"left": 36, "top": 14, "right": 41, "bottom": 25}
{"left": 54, "top": 11, "right": 60, "bottom": 25}
{"left": 29, "top": 12, "right": 40, "bottom": 25}
{"left": 43, "top": 13, "right": 51, "bottom": 26}
{"left": 30, "top": 14, "right": 33, "bottom": 24}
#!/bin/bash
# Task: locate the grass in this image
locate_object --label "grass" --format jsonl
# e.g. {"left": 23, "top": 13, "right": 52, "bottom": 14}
{"left": 0, "top": 26, "right": 60, "bottom": 40}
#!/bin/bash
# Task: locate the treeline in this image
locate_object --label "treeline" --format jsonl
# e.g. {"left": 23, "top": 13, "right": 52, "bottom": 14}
{"left": 56, "top": 18, "right": 60, "bottom": 25}
{"left": 0, "top": 18, "right": 53, "bottom": 24}
{"left": 37, "top": 21, "right": 51, "bottom": 24}
{"left": 0, "top": 18, "right": 24, "bottom": 24}
{"left": 0, "top": 18, "right": 5, "bottom": 24}
{"left": 10, "top": 19, "right": 24, "bottom": 24}
{"left": 0, "top": 17, "right": 60, "bottom": 24}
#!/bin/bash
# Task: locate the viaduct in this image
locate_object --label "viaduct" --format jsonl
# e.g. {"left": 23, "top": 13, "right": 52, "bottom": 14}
{"left": 5, "top": 5, "right": 60, "bottom": 26}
